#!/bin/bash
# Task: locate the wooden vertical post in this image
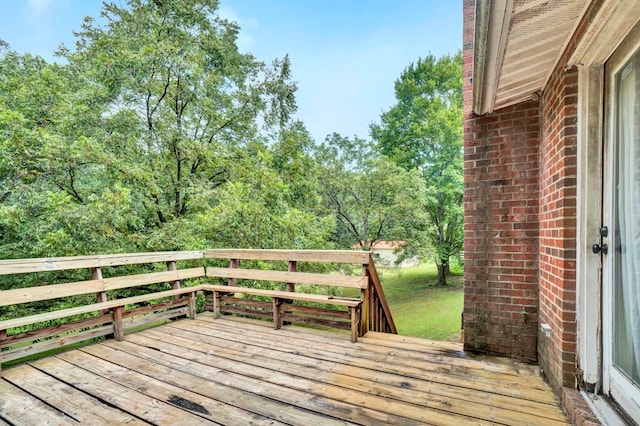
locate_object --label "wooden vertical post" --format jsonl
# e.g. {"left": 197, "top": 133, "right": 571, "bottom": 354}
{"left": 92, "top": 267, "right": 108, "bottom": 315}
{"left": 283, "top": 260, "right": 297, "bottom": 326}
{"left": 213, "top": 291, "right": 221, "bottom": 318}
{"left": 166, "top": 261, "right": 181, "bottom": 302}
{"left": 0, "top": 328, "right": 6, "bottom": 373}
{"left": 369, "top": 284, "right": 375, "bottom": 331}
{"left": 286, "top": 261, "right": 297, "bottom": 293}
{"left": 273, "top": 298, "right": 282, "bottom": 330}
{"left": 113, "top": 306, "right": 124, "bottom": 341}
{"left": 360, "top": 287, "right": 368, "bottom": 336}
{"left": 229, "top": 259, "right": 239, "bottom": 287}
{"left": 361, "top": 264, "right": 370, "bottom": 334}
{"left": 166, "top": 261, "right": 180, "bottom": 290}
{"left": 350, "top": 306, "right": 358, "bottom": 343}
{"left": 187, "top": 291, "right": 196, "bottom": 320}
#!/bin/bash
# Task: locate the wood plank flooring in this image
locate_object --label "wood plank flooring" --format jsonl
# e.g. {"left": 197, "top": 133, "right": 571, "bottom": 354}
{"left": 0, "top": 313, "right": 570, "bottom": 425}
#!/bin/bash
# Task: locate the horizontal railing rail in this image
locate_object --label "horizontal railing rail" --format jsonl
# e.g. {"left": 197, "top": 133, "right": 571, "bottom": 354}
{"left": 0, "top": 251, "right": 204, "bottom": 275}
{"left": 0, "top": 268, "right": 205, "bottom": 307}
{"left": 203, "top": 249, "right": 370, "bottom": 264}
{"left": 205, "top": 267, "right": 368, "bottom": 288}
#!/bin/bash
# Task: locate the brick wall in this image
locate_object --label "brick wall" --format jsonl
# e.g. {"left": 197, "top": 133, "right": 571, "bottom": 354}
{"left": 463, "top": 104, "right": 541, "bottom": 361}
{"left": 463, "top": 0, "right": 605, "bottom": 391}
{"left": 534, "top": 0, "right": 606, "bottom": 392}
{"left": 537, "top": 62, "right": 578, "bottom": 391}
{"left": 536, "top": 0, "right": 606, "bottom": 392}
{"left": 463, "top": 0, "right": 540, "bottom": 362}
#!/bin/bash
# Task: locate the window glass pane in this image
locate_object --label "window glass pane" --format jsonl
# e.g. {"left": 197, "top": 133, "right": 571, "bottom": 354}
{"left": 614, "top": 50, "right": 640, "bottom": 386}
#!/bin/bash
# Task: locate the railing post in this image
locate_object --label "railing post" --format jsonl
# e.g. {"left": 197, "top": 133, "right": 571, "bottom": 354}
{"left": 0, "top": 328, "right": 6, "bottom": 373}
{"left": 113, "top": 306, "right": 125, "bottom": 341}
{"left": 229, "top": 259, "right": 239, "bottom": 287}
{"left": 188, "top": 291, "right": 196, "bottom": 320}
{"left": 92, "top": 267, "right": 108, "bottom": 315}
{"left": 286, "top": 260, "right": 297, "bottom": 293}
{"left": 273, "top": 297, "right": 282, "bottom": 330}
{"left": 350, "top": 306, "right": 359, "bottom": 343}
{"left": 166, "top": 260, "right": 182, "bottom": 302}
{"left": 166, "top": 261, "right": 180, "bottom": 289}
{"left": 361, "top": 264, "right": 370, "bottom": 335}
{"left": 213, "top": 291, "right": 222, "bottom": 318}
{"left": 283, "top": 260, "right": 296, "bottom": 326}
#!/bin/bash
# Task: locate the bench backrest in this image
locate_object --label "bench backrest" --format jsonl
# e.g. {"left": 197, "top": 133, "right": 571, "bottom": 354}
{"left": 0, "top": 251, "right": 205, "bottom": 308}
{"left": 204, "top": 249, "right": 370, "bottom": 295}
{"left": 0, "top": 251, "right": 206, "bottom": 370}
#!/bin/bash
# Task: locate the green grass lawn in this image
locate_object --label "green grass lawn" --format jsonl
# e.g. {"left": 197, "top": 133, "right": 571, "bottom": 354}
{"left": 377, "top": 263, "right": 463, "bottom": 341}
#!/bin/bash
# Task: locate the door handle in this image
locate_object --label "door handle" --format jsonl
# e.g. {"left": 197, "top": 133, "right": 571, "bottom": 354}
{"left": 592, "top": 243, "right": 608, "bottom": 255}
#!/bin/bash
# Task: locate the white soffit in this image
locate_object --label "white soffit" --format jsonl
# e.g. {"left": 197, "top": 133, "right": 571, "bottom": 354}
{"left": 474, "top": 0, "right": 588, "bottom": 115}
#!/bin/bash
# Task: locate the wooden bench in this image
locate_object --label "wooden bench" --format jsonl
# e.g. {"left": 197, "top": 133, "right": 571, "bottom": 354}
{"left": 203, "top": 249, "right": 371, "bottom": 342}
{"left": 0, "top": 251, "right": 205, "bottom": 371}
{"left": 0, "top": 249, "right": 397, "bottom": 371}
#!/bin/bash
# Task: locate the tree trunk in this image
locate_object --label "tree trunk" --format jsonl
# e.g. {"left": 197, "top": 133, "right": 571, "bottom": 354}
{"left": 436, "top": 259, "right": 449, "bottom": 286}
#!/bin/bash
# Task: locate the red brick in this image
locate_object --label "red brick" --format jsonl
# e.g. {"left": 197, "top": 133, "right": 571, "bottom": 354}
{"left": 462, "top": 0, "right": 598, "bottom": 392}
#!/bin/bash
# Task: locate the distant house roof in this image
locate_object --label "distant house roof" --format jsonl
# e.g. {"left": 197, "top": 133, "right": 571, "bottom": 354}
{"left": 351, "top": 241, "right": 406, "bottom": 250}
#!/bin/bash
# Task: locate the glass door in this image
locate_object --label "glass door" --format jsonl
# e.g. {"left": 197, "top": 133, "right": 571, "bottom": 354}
{"left": 604, "top": 36, "right": 640, "bottom": 420}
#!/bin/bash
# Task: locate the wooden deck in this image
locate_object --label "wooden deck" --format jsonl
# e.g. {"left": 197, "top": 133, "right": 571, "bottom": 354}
{"left": 0, "top": 314, "right": 570, "bottom": 425}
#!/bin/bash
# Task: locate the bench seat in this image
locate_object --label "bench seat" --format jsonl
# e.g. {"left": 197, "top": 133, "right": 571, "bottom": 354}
{"left": 0, "top": 286, "right": 201, "bottom": 337}
{"left": 203, "top": 285, "right": 361, "bottom": 307}
{"left": 203, "top": 284, "right": 362, "bottom": 342}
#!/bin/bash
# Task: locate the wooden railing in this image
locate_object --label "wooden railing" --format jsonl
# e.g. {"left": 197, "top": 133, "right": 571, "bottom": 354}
{"left": 203, "top": 249, "right": 396, "bottom": 342}
{"left": 0, "top": 249, "right": 396, "bottom": 371}
{"left": 364, "top": 261, "right": 397, "bottom": 335}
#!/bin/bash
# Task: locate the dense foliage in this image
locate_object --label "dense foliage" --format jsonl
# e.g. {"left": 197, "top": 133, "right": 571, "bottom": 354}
{"left": 0, "top": 1, "right": 462, "bottom": 282}
{"left": 0, "top": 0, "right": 326, "bottom": 260}
{"left": 372, "top": 52, "right": 464, "bottom": 285}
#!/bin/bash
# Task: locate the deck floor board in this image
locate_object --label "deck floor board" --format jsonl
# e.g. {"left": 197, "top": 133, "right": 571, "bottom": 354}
{"left": 0, "top": 313, "right": 570, "bottom": 425}
{"left": 157, "top": 321, "right": 567, "bottom": 424}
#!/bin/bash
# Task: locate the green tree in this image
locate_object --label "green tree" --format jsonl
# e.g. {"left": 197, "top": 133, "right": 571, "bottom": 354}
{"left": 270, "top": 121, "right": 322, "bottom": 211}
{"left": 0, "top": 1, "right": 323, "bottom": 259}
{"left": 64, "top": 0, "right": 297, "bottom": 245}
{"left": 372, "top": 51, "right": 463, "bottom": 285}
{"left": 315, "top": 133, "right": 427, "bottom": 254}
{"left": 0, "top": 42, "right": 140, "bottom": 259}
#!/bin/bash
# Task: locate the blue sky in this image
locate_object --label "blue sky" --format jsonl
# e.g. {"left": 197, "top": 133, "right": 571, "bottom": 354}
{"left": 0, "top": 0, "right": 462, "bottom": 142}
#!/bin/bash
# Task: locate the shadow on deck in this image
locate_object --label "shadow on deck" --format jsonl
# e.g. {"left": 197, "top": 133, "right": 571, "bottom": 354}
{"left": 0, "top": 314, "right": 570, "bottom": 425}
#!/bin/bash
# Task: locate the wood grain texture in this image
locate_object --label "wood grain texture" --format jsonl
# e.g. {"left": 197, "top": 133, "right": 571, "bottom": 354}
{"left": 0, "top": 287, "right": 204, "bottom": 330}
{"left": 204, "top": 249, "right": 370, "bottom": 264}
{"left": 0, "top": 325, "right": 113, "bottom": 363}
{"left": 206, "top": 267, "right": 367, "bottom": 288}
{"left": 207, "top": 285, "right": 361, "bottom": 307}
{"left": 0, "top": 378, "right": 77, "bottom": 425}
{"left": 0, "top": 315, "right": 570, "bottom": 425}
{"left": 0, "top": 267, "right": 205, "bottom": 307}
{"left": 0, "top": 251, "right": 204, "bottom": 275}
{"left": 1, "top": 364, "right": 149, "bottom": 425}
{"left": 29, "top": 356, "right": 215, "bottom": 425}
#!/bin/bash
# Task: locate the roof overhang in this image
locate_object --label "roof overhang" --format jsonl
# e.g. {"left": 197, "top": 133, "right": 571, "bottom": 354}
{"left": 473, "top": 0, "right": 589, "bottom": 115}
